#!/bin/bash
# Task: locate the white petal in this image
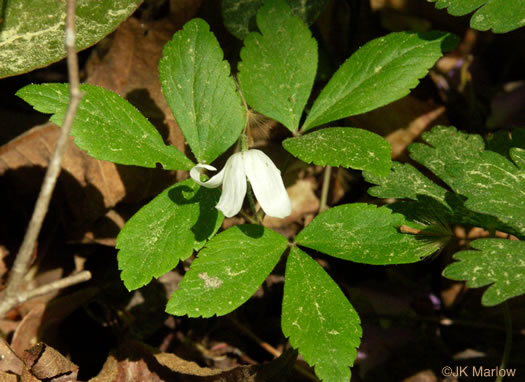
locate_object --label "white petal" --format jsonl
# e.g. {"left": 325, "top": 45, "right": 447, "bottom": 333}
{"left": 215, "top": 153, "right": 247, "bottom": 217}
{"left": 243, "top": 150, "right": 291, "bottom": 218}
{"left": 190, "top": 164, "right": 224, "bottom": 188}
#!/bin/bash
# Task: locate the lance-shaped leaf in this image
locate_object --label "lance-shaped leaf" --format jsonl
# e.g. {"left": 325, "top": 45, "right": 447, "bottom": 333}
{"left": 17, "top": 83, "right": 192, "bottom": 170}
{"left": 283, "top": 127, "right": 391, "bottom": 176}
{"left": 429, "top": 0, "right": 525, "bottom": 33}
{"left": 222, "top": 0, "right": 330, "bottom": 40}
{"left": 0, "top": 0, "right": 141, "bottom": 78}
{"left": 282, "top": 247, "right": 362, "bottom": 382}
{"left": 237, "top": 0, "right": 317, "bottom": 132}
{"left": 166, "top": 225, "right": 288, "bottom": 317}
{"left": 117, "top": 180, "right": 223, "bottom": 291}
{"left": 410, "top": 126, "right": 525, "bottom": 238}
{"left": 296, "top": 203, "right": 440, "bottom": 264}
{"left": 302, "top": 31, "right": 457, "bottom": 131}
{"left": 159, "top": 18, "right": 245, "bottom": 164}
{"left": 443, "top": 239, "right": 525, "bottom": 306}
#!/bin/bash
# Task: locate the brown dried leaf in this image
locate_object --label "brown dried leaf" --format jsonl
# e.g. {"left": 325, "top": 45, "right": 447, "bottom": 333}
{"left": 23, "top": 343, "right": 78, "bottom": 381}
{"left": 351, "top": 95, "right": 448, "bottom": 159}
{"left": 0, "top": 337, "right": 24, "bottom": 375}
{"left": 0, "top": 245, "right": 8, "bottom": 284}
{"left": 20, "top": 368, "right": 41, "bottom": 382}
{"left": 0, "top": 320, "right": 19, "bottom": 337}
{"left": 86, "top": 15, "right": 198, "bottom": 153}
{"left": 0, "top": 123, "right": 172, "bottom": 233}
{"left": 91, "top": 340, "right": 296, "bottom": 382}
{"left": 11, "top": 303, "right": 45, "bottom": 357}
{"left": 89, "top": 340, "right": 178, "bottom": 382}
{"left": 0, "top": 370, "right": 19, "bottom": 382}
{"left": 153, "top": 352, "right": 225, "bottom": 377}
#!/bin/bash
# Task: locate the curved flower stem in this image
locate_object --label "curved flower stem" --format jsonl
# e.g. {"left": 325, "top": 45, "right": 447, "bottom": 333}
{"left": 240, "top": 133, "right": 249, "bottom": 152}
{"left": 496, "top": 302, "right": 513, "bottom": 382}
{"left": 319, "top": 166, "right": 332, "bottom": 213}
{"left": 240, "top": 211, "right": 258, "bottom": 225}
{"left": 246, "top": 181, "right": 261, "bottom": 224}
{"left": 235, "top": 77, "right": 251, "bottom": 150}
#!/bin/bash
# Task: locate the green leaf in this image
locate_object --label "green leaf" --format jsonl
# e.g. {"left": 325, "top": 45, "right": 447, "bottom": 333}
{"left": 365, "top": 162, "right": 448, "bottom": 202}
{"left": 302, "top": 31, "right": 458, "bottom": 131}
{"left": 222, "top": 0, "right": 330, "bottom": 40}
{"left": 283, "top": 127, "right": 391, "bottom": 176}
{"left": 443, "top": 239, "right": 525, "bottom": 306}
{"left": 0, "top": 0, "right": 141, "bottom": 78}
{"left": 410, "top": 126, "right": 525, "bottom": 237}
{"left": 486, "top": 128, "right": 525, "bottom": 159}
{"left": 384, "top": 199, "right": 452, "bottom": 236}
{"left": 297, "top": 203, "right": 442, "bottom": 264}
{"left": 365, "top": 160, "right": 522, "bottom": 238}
{"left": 166, "top": 225, "right": 288, "bottom": 317}
{"left": 429, "top": 0, "right": 525, "bottom": 33}
{"left": 282, "top": 247, "right": 362, "bottom": 382}
{"left": 16, "top": 83, "right": 193, "bottom": 170}
{"left": 365, "top": 162, "right": 456, "bottom": 231}
{"left": 238, "top": 0, "right": 317, "bottom": 133}
{"left": 117, "top": 180, "right": 223, "bottom": 291}
{"left": 159, "top": 18, "right": 246, "bottom": 164}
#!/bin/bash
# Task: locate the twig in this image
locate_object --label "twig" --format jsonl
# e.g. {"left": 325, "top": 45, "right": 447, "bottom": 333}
{"left": 0, "top": 0, "right": 87, "bottom": 318}
{"left": 9, "top": 271, "right": 92, "bottom": 308}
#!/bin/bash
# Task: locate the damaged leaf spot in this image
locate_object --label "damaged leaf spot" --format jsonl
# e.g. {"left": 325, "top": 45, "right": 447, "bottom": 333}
{"left": 198, "top": 272, "right": 223, "bottom": 289}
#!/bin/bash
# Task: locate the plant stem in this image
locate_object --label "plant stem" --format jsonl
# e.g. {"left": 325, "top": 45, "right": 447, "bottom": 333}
{"left": 0, "top": 0, "right": 88, "bottom": 318}
{"left": 240, "top": 133, "right": 248, "bottom": 152}
{"left": 319, "top": 166, "right": 332, "bottom": 213}
{"left": 496, "top": 302, "right": 512, "bottom": 382}
{"left": 246, "top": 182, "right": 261, "bottom": 224}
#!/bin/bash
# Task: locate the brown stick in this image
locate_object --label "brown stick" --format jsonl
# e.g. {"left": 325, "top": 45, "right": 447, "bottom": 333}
{"left": 0, "top": 0, "right": 88, "bottom": 318}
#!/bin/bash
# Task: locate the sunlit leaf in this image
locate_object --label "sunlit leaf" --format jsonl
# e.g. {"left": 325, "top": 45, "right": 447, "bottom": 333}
{"left": 159, "top": 18, "right": 245, "bottom": 164}
{"left": 410, "top": 126, "right": 525, "bottom": 237}
{"left": 17, "top": 83, "right": 193, "bottom": 170}
{"left": 117, "top": 180, "right": 223, "bottom": 290}
{"left": 238, "top": 0, "right": 317, "bottom": 132}
{"left": 166, "top": 225, "right": 288, "bottom": 317}
{"left": 443, "top": 239, "right": 525, "bottom": 306}
{"left": 297, "top": 203, "right": 441, "bottom": 264}
{"left": 282, "top": 247, "right": 361, "bottom": 382}
{"left": 0, "top": 0, "right": 141, "bottom": 78}
{"left": 283, "top": 127, "right": 391, "bottom": 176}
{"left": 302, "top": 31, "right": 457, "bottom": 131}
{"left": 429, "top": 0, "right": 525, "bottom": 33}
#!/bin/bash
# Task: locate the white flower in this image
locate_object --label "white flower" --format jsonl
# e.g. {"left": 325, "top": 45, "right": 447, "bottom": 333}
{"left": 190, "top": 149, "right": 291, "bottom": 219}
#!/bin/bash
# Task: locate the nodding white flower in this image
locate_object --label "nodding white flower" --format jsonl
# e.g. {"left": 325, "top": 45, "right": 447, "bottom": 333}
{"left": 190, "top": 149, "right": 291, "bottom": 219}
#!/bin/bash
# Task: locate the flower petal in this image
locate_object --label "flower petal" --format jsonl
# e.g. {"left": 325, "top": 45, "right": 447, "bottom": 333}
{"left": 190, "top": 164, "right": 224, "bottom": 188}
{"left": 244, "top": 150, "right": 291, "bottom": 218}
{"left": 216, "top": 153, "right": 247, "bottom": 217}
